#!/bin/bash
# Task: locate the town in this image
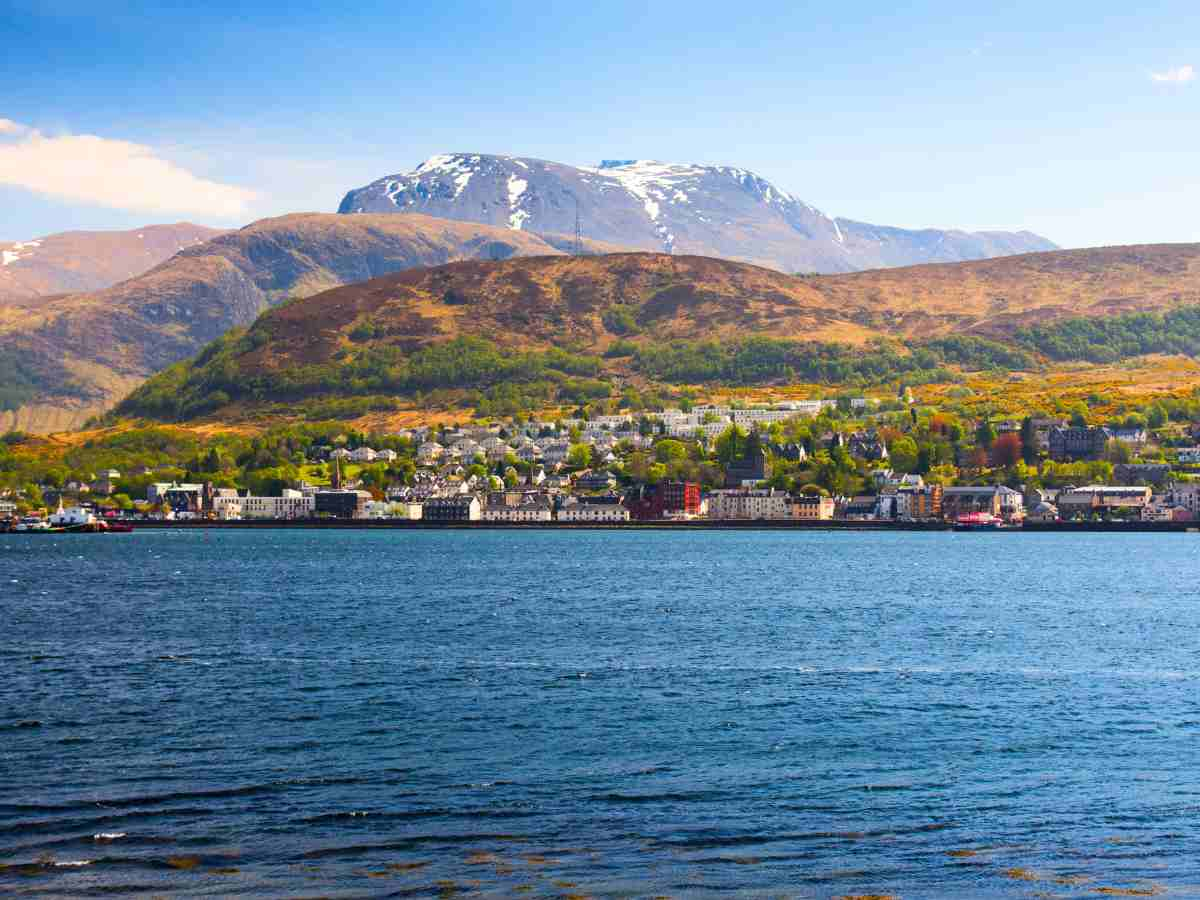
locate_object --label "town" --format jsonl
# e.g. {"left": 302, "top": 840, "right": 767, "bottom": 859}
{"left": 5, "top": 393, "right": 1200, "bottom": 531}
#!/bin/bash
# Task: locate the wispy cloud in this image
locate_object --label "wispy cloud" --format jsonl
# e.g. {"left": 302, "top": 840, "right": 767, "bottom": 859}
{"left": 0, "top": 119, "right": 255, "bottom": 217}
{"left": 0, "top": 118, "right": 31, "bottom": 135}
{"left": 1151, "top": 64, "right": 1195, "bottom": 84}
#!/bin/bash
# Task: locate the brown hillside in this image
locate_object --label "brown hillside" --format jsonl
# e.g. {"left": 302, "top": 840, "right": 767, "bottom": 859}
{"left": 812, "top": 242, "right": 1200, "bottom": 337}
{"left": 0, "top": 223, "right": 224, "bottom": 304}
{"left": 240, "top": 253, "right": 878, "bottom": 376}
{"left": 10, "top": 231, "right": 1200, "bottom": 434}
{"left": 0, "top": 214, "right": 630, "bottom": 432}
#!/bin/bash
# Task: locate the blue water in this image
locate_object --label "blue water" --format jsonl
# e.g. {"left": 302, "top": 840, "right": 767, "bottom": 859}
{"left": 3, "top": 529, "right": 1200, "bottom": 898}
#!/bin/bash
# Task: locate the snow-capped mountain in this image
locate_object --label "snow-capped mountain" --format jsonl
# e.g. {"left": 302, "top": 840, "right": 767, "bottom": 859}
{"left": 337, "top": 154, "right": 1056, "bottom": 274}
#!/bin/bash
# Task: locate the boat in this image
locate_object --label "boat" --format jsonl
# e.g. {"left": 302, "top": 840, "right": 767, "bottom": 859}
{"left": 953, "top": 512, "right": 1008, "bottom": 531}
{"left": 3, "top": 502, "right": 135, "bottom": 534}
{"left": 49, "top": 501, "right": 96, "bottom": 529}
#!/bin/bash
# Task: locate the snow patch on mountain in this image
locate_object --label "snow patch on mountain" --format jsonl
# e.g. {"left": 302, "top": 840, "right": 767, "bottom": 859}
{"left": 336, "top": 152, "right": 1058, "bottom": 272}
{"left": 507, "top": 175, "right": 529, "bottom": 230}
{"left": 2, "top": 240, "right": 41, "bottom": 267}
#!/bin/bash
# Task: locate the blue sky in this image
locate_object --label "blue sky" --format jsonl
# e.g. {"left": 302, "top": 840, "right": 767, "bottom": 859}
{"left": 1, "top": 0, "right": 1197, "bottom": 247}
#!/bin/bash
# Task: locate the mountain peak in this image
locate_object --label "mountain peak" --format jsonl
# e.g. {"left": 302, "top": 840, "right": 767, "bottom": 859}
{"left": 337, "top": 153, "right": 1056, "bottom": 273}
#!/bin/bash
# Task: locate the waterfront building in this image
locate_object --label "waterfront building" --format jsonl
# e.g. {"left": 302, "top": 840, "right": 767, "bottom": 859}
{"left": 896, "top": 484, "right": 943, "bottom": 520}
{"left": 1026, "top": 501, "right": 1059, "bottom": 522}
{"left": 315, "top": 489, "right": 370, "bottom": 519}
{"left": 1164, "top": 483, "right": 1200, "bottom": 519}
{"left": 483, "top": 493, "right": 553, "bottom": 522}
{"left": 421, "top": 495, "right": 482, "bottom": 522}
{"left": 558, "top": 495, "right": 630, "bottom": 522}
{"left": 1056, "top": 485, "right": 1152, "bottom": 517}
{"left": 625, "top": 481, "right": 702, "bottom": 520}
{"left": 707, "top": 489, "right": 790, "bottom": 520}
{"left": 241, "top": 489, "right": 315, "bottom": 520}
{"left": 841, "top": 495, "right": 878, "bottom": 520}
{"left": 941, "top": 485, "right": 1024, "bottom": 521}
{"left": 790, "top": 494, "right": 835, "bottom": 520}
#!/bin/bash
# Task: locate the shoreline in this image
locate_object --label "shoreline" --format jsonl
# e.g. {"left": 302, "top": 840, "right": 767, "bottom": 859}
{"left": 95, "top": 519, "right": 1200, "bottom": 533}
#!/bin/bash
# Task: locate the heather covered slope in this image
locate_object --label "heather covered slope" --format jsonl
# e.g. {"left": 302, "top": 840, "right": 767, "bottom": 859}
{"left": 113, "top": 247, "right": 1200, "bottom": 424}
{"left": 0, "top": 223, "right": 222, "bottom": 304}
{"left": 0, "top": 213, "right": 627, "bottom": 432}
{"left": 811, "top": 242, "right": 1200, "bottom": 337}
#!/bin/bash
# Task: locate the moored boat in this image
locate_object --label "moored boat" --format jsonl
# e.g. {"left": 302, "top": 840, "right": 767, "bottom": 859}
{"left": 953, "top": 512, "right": 1008, "bottom": 531}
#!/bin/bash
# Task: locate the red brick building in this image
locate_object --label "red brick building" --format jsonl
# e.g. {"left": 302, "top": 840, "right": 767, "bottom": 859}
{"left": 625, "top": 481, "right": 701, "bottom": 520}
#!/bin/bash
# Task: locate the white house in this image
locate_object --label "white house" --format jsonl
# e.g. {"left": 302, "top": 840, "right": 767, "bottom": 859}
{"left": 349, "top": 447, "right": 377, "bottom": 463}
{"left": 558, "top": 497, "right": 630, "bottom": 522}
{"left": 417, "top": 441, "right": 444, "bottom": 465}
{"left": 483, "top": 496, "right": 554, "bottom": 522}
{"left": 241, "top": 489, "right": 315, "bottom": 520}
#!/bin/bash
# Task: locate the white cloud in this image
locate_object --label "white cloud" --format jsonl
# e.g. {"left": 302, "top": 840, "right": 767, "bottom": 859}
{"left": 1151, "top": 64, "right": 1194, "bottom": 84}
{"left": 0, "top": 120, "right": 255, "bottom": 217}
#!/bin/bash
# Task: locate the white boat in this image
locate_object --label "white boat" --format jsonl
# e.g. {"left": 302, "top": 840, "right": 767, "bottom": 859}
{"left": 49, "top": 501, "right": 97, "bottom": 528}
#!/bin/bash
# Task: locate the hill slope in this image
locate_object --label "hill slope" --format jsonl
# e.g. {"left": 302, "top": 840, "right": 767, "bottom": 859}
{"left": 338, "top": 154, "right": 1057, "bottom": 273}
{"left": 114, "top": 245, "right": 1200, "bottom": 424}
{"left": 0, "top": 223, "right": 223, "bottom": 304}
{"left": 0, "top": 213, "right": 628, "bottom": 432}
{"left": 811, "top": 242, "right": 1200, "bottom": 337}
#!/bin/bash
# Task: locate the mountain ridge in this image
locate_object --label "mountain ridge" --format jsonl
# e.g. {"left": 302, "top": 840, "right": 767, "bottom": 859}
{"left": 338, "top": 153, "right": 1058, "bottom": 274}
{"left": 113, "top": 244, "right": 1200, "bottom": 425}
{"left": 0, "top": 213, "right": 629, "bottom": 433}
{"left": 0, "top": 223, "right": 224, "bottom": 304}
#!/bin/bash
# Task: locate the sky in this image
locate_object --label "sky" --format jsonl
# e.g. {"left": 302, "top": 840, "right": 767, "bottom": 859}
{"left": 1, "top": 0, "right": 1198, "bottom": 248}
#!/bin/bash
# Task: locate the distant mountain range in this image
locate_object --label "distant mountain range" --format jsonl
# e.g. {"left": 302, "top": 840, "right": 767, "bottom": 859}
{"left": 338, "top": 154, "right": 1057, "bottom": 274}
{"left": 0, "top": 223, "right": 223, "bottom": 304}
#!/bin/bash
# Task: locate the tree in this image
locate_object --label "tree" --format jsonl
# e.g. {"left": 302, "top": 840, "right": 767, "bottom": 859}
{"left": 714, "top": 424, "right": 748, "bottom": 466}
{"left": 1147, "top": 404, "right": 1168, "bottom": 429}
{"left": 991, "top": 432, "right": 1023, "bottom": 468}
{"left": 567, "top": 443, "right": 592, "bottom": 468}
{"left": 889, "top": 436, "right": 919, "bottom": 473}
{"left": 975, "top": 419, "right": 996, "bottom": 449}
{"left": 1104, "top": 438, "right": 1132, "bottom": 464}
{"left": 654, "top": 439, "right": 688, "bottom": 464}
{"left": 1019, "top": 416, "right": 1037, "bottom": 464}
{"left": 202, "top": 447, "right": 223, "bottom": 473}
